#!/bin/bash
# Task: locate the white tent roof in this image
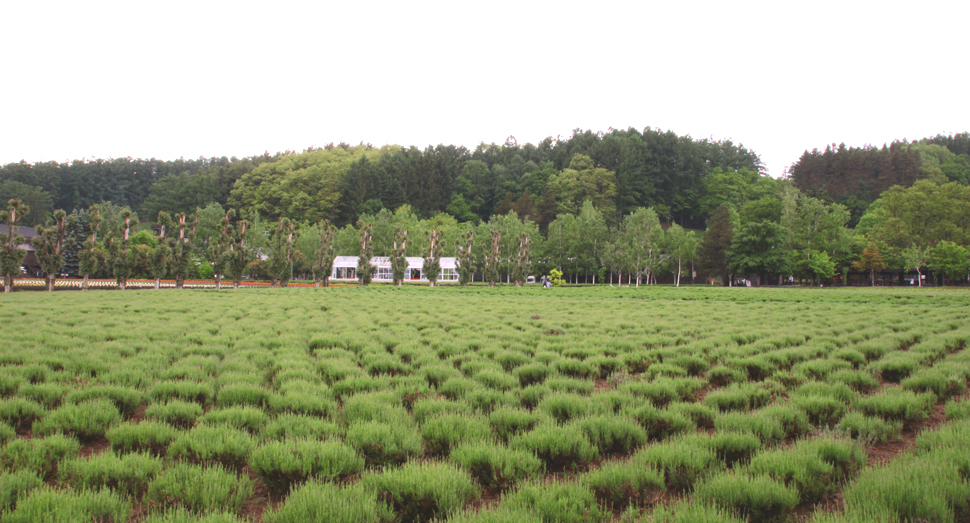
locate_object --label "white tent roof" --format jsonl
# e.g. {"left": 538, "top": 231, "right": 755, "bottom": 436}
{"left": 333, "top": 256, "right": 457, "bottom": 269}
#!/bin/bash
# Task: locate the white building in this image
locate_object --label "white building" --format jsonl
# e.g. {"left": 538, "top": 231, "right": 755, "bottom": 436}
{"left": 331, "top": 256, "right": 458, "bottom": 282}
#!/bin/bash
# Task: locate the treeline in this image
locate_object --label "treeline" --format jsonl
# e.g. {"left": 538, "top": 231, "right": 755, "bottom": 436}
{"left": 5, "top": 166, "right": 970, "bottom": 290}
{"left": 0, "top": 128, "right": 761, "bottom": 230}
{"left": 789, "top": 133, "right": 970, "bottom": 223}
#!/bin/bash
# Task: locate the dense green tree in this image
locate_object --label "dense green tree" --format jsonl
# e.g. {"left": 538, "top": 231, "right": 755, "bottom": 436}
{"left": 699, "top": 167, "right": 774, "bottom": 218}
{"left": 148, "top": 212, "right": 173, "bottom": 289}
{"left": 620, "top": 207, "right": 664, "bottom": 286}
{"left": 33, "top": 210, "right": 75, "bottom": 291}
{"left": 224, "top": 219, "right": 252, "bottom": 289}
{"left": 543, "top": 214, "right": 578, "bottom": 278}
{"left": 206, "top": 210, "right": 233, "bottom": 289}
{"left": 0, "top": 181, "right": 52, "bottom": 225}
{"left": 484, "top": 228, "right": 501, "bottom": 287}
{"left": 455, "top": 230, "right": 473, "bottom": 286}
{"left": 728, "top": 220, "right": 789, "bottom": 285}
{"left": 390, "top": 226, "right": 408, "bottom": 287}
{"left": 1, "top": 200, "right": 30, "bottom": 292}
{"left": 105, "top": 209, "right": 136, "bottom": 290}
{"left": 311, "top": 220, "right": 337, "bottom": 288}
{"left": 511, "top": 233, "right": 531, "bottom": 287}
{"left": 267, "top": 218, "right": 296, "bottom": 287}
{"left": 852, "top": 243, "right": 887, "bottom": 287}
{"left": 901, "top": 244, "right": 930, "bottom": 287}
{"left": 666, "top": 223, "right": 698, "bottom": 287}
{"left": 574, "top": 201, "right": 609, "bottom": 283}
{"left": 230, "top": 145, "right": 391, "bottom": 224}
{"left": 77, "top": 205, "right": 103, "bottom": 290}
{"left": 929, "top": 241, "right": 969, "bottom": 286}
{"left": 357, "top": 223, "right": 376, "bottom": 286}
{"left": 697, "top": 203, "right": 735, "bottom": 285}
{"left": 546, "top": 154, "right": 618, "bottom": 219}
{"left": 865, "top": 179, "right": 970, "bottom": 252}
{"left": 423, "top": 227, "right": 442, "bottom": 287}
{"left": 142, "top": 172, "right": 220, "bottom": 219}
{"left": 169, "top": 213, "right": 198, "bottom": 289}
{"left": 445, "top": 194, "right": 478, "bottom": 223}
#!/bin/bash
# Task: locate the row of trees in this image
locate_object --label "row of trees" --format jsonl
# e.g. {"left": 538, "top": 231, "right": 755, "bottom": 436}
{"left": 1, "top": 128, "right": 762, "bottom": 230}
{"left": 6, "top": 141, "right": 970, "bottom": 291}
{"left": 790, "top": 133, "right": 970, "bottom": 224}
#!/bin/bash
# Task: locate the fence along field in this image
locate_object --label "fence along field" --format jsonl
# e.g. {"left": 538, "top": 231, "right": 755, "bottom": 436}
{"left": 1, "top": 286, "right": 969, "bottom": 523}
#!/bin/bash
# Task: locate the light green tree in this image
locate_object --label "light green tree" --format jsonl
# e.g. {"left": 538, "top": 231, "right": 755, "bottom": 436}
{"left": 901, "top": 244, "right": 930, "bottom": 287}
{"left": 620, "top": 207, "right": 663, "bottom": 286}
{"left": 666, "top": 223, "right": 698, "bottom": 287}
{"left": 929, "top": 241, "right": 970, "bottom": 286}
{"left": 852, "top": 243, "right": 887, "bottom": 287}
{"left": 33, "top": 209, "right": 76, "bottom": 291}
{"left": 312, "top": 220, "right": 337, "bottom": 288}
{"left": 423, "top": 227, "right": 442, "bottom": 287}
{"left": 78, "top": 205, "right": 103, "bottom": 291}
{"left": 148, "top": 212, "right": 173, "bottom": 289}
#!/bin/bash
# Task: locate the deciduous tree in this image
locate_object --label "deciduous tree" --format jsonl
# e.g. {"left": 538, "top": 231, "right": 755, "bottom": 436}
{"left": 852, "top": 243, "right": 887, "bottom": 287}
{"left": 456, "top": 230, "right": 473, "bottom": 286}
{"left": 312, "top": 220, "right": 337, "bottom": 288}
{"left": 424, "top": 227, "right": 441, "bottom": 287}
{"left": 1, "top": 200, "right": 30, "bottom": 292}
{"left": 78, "top": 205, "right": 103, "bottom": 290}
{"left": 697, "top": 203, "right": 735, "bottom": 285}
{"left": 929, "top": 241, "right": 969, "bottom": 286}
{"left": 357, "top": 223, "right": 376, "bottom": 286}
{"left": 32, "top": 209, "right": 75, "bottom": 291}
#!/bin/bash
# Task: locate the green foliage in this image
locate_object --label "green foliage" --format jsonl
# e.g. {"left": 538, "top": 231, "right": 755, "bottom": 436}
{"left": 145, "top": 400, "right": 204, "bottom": 428}
{"left": 583, "top": 460, "right": 665, "bottom": 510}
{"left": 2, "top": 486, "right": 131, "bottom": 523}
{"left": 652, "top": 500, "right": 746, "bottom": 523}
{"left": 364, "top": 461, "right": 479, "bottom": 522}
{"left": 836, "top": 412, "right": 902, "bottom": 444}
{"left": 449, "top": 441, "right": 544, "bottom": 490}
{"left": 695, "top": 472, "right": 799, "bottom": 523}
{"left": 0, "top": 434, "right": 80, "bottom": 480}
{"left": 0, "top": 398, "right": 45, "bottom": 428}
{"left": 141, "top": 508, "right": 243, "bottom": 523}
{"left": 65, "top": 385, "right": 144, "bottom": 418}
{"left": 264, "top": 481, "right": 389, "bottom": 523}
{"left": 510, "top": 424, "right": 599, "bottom": 471}
{"left": 262, "top": 414, "right": 343, "bottom": 441}
{"left": 746, "top": 438, "right": 863, "bottom": 504}
{"left": 106, "top": 421, "right": 179, "bottom": 456}
{"left": 502, "top": 479, "right": 604, "bottom": 523}
{"left": 201, "top": 406, "right": 269, "bottom": 434}
{"left": 32, "top": 399, "right": 121, "bottom": 440}
{"left": 421, "top": 413, "right": 494, "bottom": 455}
{"left": 0, "top": 470, "right": 43, "bottom": 513}
{"left": 58, "top": 451, "right": 162, "bottom": 497}
{"left": 345, "top": 420, "right": 423, "bottom": 466}
{"left": 573, "top": 415, "right": 648, "bottom": 454}
{"left": 854, "top": 388, "right": 936, "bottom": 423}
{"left": 146, "top": 462, "right": 253, "bottom": 515}
{"left": 167, "top": 425, "right": 254, "bottom": 469}
{"left": 150, "top": 380, "right": 215, "bottom": 406}
{"left": 248, "top": 438, "right": 364, "bottom": 494}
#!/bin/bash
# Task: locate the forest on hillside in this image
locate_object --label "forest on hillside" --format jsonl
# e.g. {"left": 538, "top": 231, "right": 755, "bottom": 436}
{"left": 0, "top": 128, "right": 761, "bottom": 230}
{"left": 789, "top": 133, "right": 970, "bottom": 224}
{"left": 4, "top": 129, "right": 970, "bottom": 290}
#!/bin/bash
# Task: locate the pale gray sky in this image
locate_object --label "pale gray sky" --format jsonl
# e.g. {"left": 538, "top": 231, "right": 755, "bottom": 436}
{"left": 2, "top": 0, "right": 967, "bottom": 177}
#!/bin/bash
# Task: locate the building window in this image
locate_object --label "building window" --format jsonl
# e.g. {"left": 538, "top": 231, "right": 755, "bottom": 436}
{"left": 334, "top": 267, "right": 356, "bottom": 279}
{"left": 441, "top": 268, "right": 458, "bottom": 281}
{"left": 377, "top": 267, "right": 392, "bottom": 280}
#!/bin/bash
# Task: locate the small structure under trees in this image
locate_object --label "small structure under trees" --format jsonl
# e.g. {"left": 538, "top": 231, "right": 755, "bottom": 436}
{"left": 331, "top": 256, "right": 458, "bottom": 283}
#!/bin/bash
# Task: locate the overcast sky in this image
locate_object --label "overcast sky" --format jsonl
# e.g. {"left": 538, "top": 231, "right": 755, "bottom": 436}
{"left": 2, "top": 0, "right": 967, "bottom": 177}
